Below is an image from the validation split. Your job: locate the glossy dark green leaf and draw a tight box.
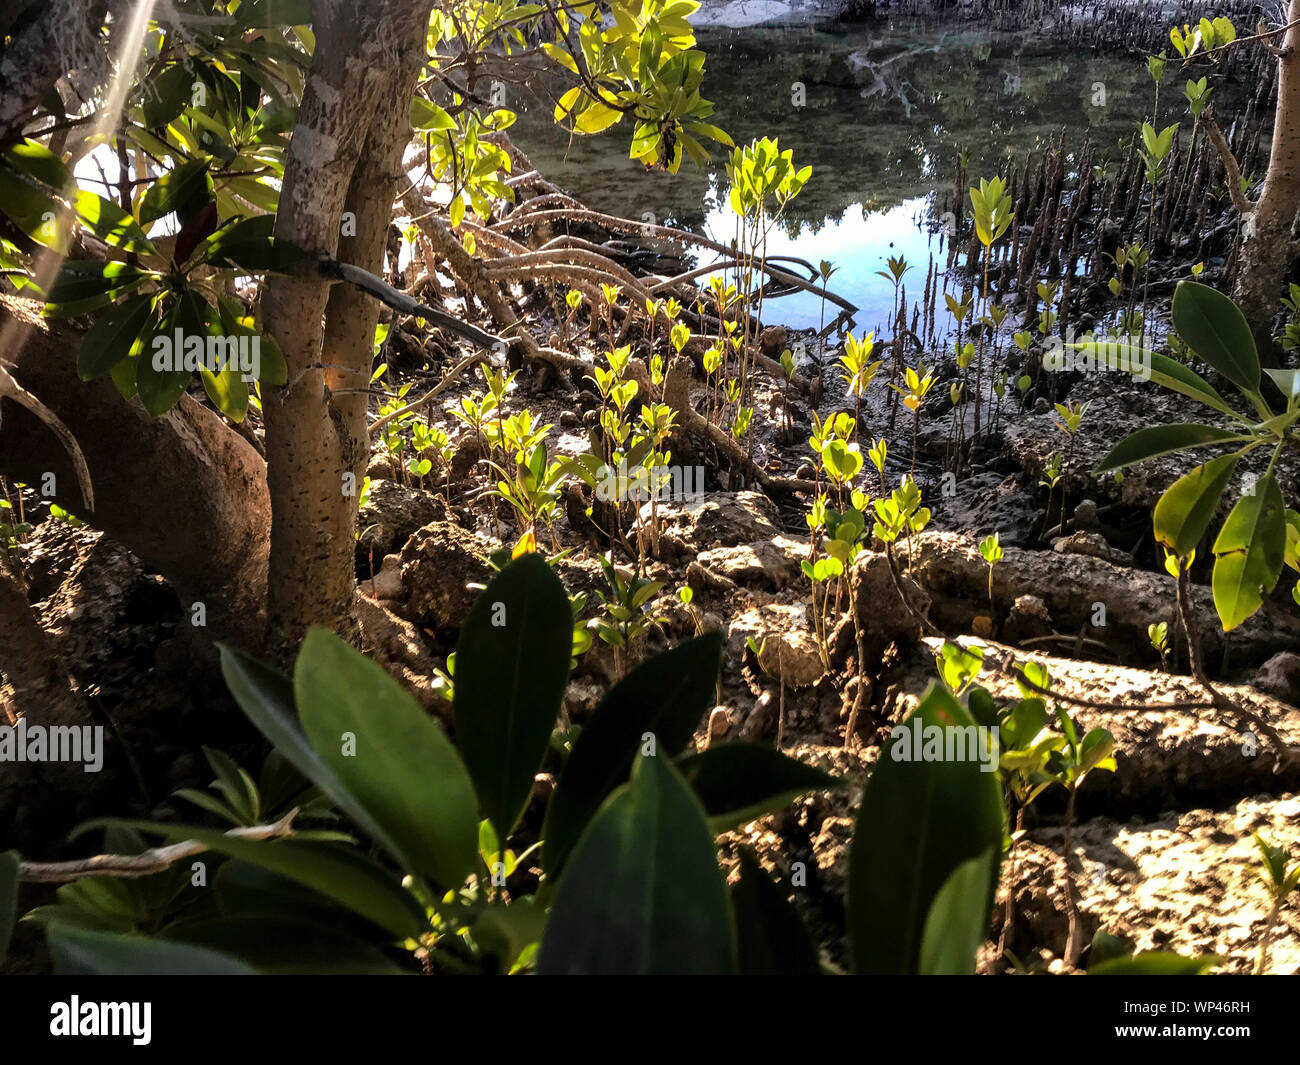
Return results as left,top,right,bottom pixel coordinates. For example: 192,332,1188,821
296,628,479,890
0,850,18,961
142,62,196,128
77,292,155,380
919,848,998,974
538,754,736,974
453,553,572,839
218,644,424,874
675,743,841,834
140,158,213,224
1171,280,1260,393
731,848,820,975
542,630,723,878
1095,423,1244,474
163,916,407,974
1152,452,1239,558
202,213,306,272
1090,951,1221,975
135,299,190,417
1211,473,1286,630
848,684,1003,974
46,260,147,307
78,819,427,939
48,922,256,974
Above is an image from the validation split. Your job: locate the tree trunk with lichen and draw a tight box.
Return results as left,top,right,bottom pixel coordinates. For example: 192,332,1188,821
260,0,433,655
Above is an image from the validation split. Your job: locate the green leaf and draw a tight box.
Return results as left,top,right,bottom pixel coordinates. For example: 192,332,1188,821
1075,341,1234,415
162,916,407,974
1211,474,1286,630
218,644,433,878
0,850,18,961
73,190,157,255
471,897,548,973
1264,368,1300,404
1090,951,1221,975
453,554,572,840
1171,280,1260,393
848,684,1003,974
1152,452,1240,558
919,848,999,974
1095,423,1245,473
48,923,257,974
295,628,478,890
75,292,156,380
675,743,841,834
538,754,736,974
542,630,723,879
140,158,213,224
731,848,820,975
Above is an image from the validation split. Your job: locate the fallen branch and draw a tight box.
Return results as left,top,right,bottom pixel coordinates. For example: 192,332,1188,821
18,809,299,883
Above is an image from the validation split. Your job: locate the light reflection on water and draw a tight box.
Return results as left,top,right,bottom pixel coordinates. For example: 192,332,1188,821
508,20,1249,340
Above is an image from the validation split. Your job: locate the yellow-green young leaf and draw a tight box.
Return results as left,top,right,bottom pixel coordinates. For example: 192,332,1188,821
574,101,622,135
541,42,579,74
0,163,70,253
74,190,157,255
410,96,456,131
553,86,582,122
1211,475,1286,630
1284,509,1300,572
448,195,465,229
1152,453,1239,559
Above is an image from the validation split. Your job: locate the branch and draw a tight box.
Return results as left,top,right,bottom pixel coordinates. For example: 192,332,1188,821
0,365,94,511
18,810,299,883
1202,109,1256,217
314,255,505,353
368,352,481,436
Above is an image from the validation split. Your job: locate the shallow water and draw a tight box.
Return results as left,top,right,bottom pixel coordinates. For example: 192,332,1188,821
509,19,1243,335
